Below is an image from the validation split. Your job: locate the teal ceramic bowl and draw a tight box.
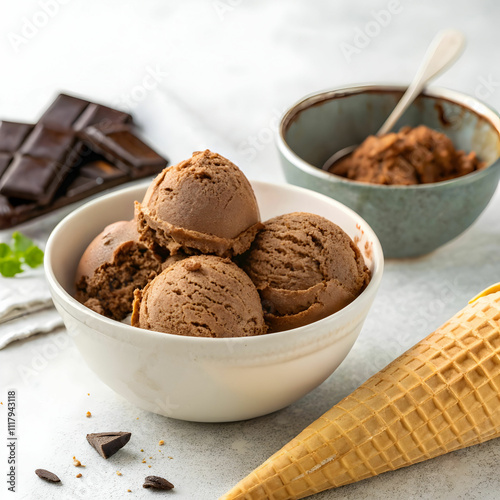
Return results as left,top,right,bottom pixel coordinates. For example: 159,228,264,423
277,85,500,258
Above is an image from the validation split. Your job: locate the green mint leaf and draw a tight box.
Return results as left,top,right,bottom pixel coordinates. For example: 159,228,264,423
12,231,34,254
0,258,23,278
23,245,44,268
0,243,11,259
0,232,45,277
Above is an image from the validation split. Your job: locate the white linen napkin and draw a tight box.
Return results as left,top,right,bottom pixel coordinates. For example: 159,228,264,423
0,307,64,349
0,213,69,349
0,269,53,322
0,267,64,349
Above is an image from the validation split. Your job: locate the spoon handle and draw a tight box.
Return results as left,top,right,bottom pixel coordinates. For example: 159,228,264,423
377,29,465,136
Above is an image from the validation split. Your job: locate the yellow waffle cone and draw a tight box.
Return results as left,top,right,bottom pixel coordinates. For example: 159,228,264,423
221,288,500,500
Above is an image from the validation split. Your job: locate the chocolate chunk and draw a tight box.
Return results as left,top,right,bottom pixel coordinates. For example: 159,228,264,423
86,432,131,459
73,103,132,131
0,156,64,203
0,124,80,205
39,94,89,129
35,469,61,483
20,124,76,160
83,124,166,176
183,260,202,272
0,122,33,152
143,476,174,490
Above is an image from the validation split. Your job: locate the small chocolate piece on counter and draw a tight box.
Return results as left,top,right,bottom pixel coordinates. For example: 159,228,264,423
86,432,132,459
35,469,61,483
143,476,174,490
0,93,167,229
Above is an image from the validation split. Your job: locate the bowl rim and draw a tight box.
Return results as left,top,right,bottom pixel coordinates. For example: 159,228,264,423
277,84,500,190
44,179,384,346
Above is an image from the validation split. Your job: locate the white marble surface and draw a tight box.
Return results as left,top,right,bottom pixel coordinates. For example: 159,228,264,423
1,0,500,498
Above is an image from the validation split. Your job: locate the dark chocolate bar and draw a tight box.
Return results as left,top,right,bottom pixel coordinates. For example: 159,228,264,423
0,93,167,229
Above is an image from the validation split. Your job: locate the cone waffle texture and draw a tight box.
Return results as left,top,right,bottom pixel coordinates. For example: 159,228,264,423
221,291,500,500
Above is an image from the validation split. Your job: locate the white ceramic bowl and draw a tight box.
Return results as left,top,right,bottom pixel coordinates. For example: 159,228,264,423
45,180,384,422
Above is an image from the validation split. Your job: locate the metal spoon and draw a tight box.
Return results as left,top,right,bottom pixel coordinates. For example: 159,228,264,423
322,29,466,172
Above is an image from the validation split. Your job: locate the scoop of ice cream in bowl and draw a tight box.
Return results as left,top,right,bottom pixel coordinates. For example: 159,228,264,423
277,85,500,258
45,150,383,422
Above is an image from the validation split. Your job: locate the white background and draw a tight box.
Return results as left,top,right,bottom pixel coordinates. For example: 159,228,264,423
1,0,500,499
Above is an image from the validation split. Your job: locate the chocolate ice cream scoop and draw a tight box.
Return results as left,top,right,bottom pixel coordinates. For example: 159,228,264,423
131,255,267,338
75,220,163,320
135,150,262,257
241,212,370,332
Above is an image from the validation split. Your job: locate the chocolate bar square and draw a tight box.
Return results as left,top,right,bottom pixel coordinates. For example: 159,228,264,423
84,125,166,176
20,125,76,161
0,122,33,152
0,156,63,203
39,94,89,129
73,103,132,131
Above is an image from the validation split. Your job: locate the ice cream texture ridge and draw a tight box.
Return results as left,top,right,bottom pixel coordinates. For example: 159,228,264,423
220,289,500,499
75,149,370,337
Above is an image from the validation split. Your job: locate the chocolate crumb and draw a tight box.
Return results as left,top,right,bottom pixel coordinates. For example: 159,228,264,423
35,469,61,483
86,411,92,418
159,440,164,446
142,459,146,463
127,489,131,493
117,471,122,476
143,475,174,490
87,432,131,459
140,449,144,452
73,457,85,467
76,473,82,478
183,260,201,272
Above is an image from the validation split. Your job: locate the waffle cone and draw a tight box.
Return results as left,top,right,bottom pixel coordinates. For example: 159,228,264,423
221,289,500,500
